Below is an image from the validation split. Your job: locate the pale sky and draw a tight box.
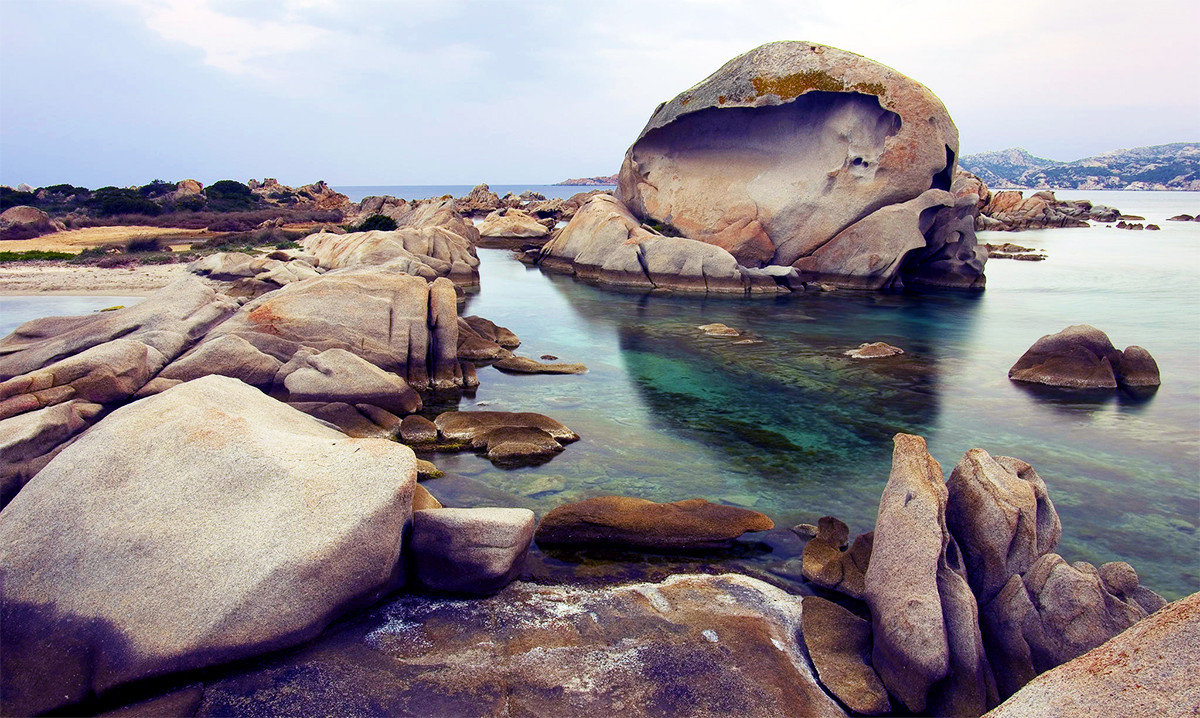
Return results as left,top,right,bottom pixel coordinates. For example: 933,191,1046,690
2,0,1197,187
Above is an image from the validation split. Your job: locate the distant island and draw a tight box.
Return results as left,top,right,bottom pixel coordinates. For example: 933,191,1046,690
555,174,618,186
960,142,1199,190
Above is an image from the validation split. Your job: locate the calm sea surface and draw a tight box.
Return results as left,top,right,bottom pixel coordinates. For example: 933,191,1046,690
2,189,1197,599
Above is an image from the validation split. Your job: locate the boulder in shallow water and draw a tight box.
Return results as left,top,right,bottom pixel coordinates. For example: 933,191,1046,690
1009,324,1160,390
477,208,549,238
492,356,588,374
843,342,904,359
0,376,417,717
411,507,535,595
614,40,982,290
434,410,579,447
535,495,774,551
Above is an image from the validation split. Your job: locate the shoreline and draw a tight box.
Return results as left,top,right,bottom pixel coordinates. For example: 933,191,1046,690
0,262,193,296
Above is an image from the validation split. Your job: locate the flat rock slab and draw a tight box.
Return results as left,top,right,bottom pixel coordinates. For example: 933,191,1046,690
801,597,891,715
189,574,848,718
492,356,588,374
536,495,774,551
844,342,903,359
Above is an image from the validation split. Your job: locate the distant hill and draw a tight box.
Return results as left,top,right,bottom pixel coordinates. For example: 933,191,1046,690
961,143,1200,190
555,174,618,186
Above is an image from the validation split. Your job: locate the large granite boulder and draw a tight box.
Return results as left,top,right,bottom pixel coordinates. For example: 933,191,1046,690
0,205,64,237
614,41,982,289
411,507,535,595
946,449,1062,605
539,194,784,294
191,574,849,717
203,268,467,391
300,226,480,285
0,277,238,382
982,590,1199,718
863,433,996,715
477,208,549,238
535,496,774,551
156,333,282,388
0,376,417,716
278,347,421,416
981,553,1161,699
1008,325,1160,390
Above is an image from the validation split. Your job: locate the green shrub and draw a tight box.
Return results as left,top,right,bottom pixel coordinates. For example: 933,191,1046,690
0,250,75,262
126,236,167,253
357,214,398,231
89,187,161,217
0,187,38,210
138,180,175,198
205,180,257,211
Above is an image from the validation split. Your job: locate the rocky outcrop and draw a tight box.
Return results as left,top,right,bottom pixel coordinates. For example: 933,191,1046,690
191,574,849,717
248,178,351,211
344,197,479,244
204,269,468,392
452,183,502,215
0,376,417,717
1009,325,1160,391
983,590,1199,717
0,205,64,238
188,252,323,296
801,517,873,599
299,226,480,285
411,507,535,595
978,190,1090,231
0,400,101,507
864,434,996,715
477,208,549,238
801,596,891,715
946,450,1062,605
538,194,785,294
535,496,773,551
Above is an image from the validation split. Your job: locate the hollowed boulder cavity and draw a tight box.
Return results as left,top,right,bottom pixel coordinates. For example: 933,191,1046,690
618,40,972,284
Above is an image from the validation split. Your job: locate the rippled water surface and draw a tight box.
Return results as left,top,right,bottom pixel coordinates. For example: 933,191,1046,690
429,189,1200,599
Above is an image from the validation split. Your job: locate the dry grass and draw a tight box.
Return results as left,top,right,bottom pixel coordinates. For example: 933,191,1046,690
0,226,208,254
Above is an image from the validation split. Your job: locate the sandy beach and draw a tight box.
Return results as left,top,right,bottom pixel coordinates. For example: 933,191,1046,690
0,262,193,295
0,225,207,254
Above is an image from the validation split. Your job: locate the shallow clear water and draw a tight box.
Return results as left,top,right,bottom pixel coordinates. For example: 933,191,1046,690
2,191,1197,600
335,184,614,203
428,189,1200,600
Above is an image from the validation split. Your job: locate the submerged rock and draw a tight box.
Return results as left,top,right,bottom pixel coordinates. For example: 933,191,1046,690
843,342,903,359
492,356,588,374
0,376,416,716
1008,324,1160,390
982,590,1199,717
535,496,774,551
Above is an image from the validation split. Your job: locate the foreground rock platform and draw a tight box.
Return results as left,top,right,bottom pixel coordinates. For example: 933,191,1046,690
165,574,849,718
0,376,417,716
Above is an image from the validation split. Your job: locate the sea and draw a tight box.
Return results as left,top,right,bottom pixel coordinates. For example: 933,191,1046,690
2,188,1197,600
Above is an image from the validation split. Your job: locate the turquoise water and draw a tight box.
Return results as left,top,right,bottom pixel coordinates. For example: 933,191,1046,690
2,191,1197,600
334,184,615,203
425,189,1200,600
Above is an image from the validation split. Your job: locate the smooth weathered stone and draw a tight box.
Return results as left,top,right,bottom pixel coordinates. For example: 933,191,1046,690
205,266,464,391
1116,345,1161,387
412,484,442,511
802,523,873,600
864,434,996,715
982,553,1152,699
983,591,1199,718
492,356,588,374
946,450,1062,605
478,208,549,238
157,333,282,388
0,376,416,717
281,348,421,416
484,426,565,466
617,40,978,289
539,194,782,294
0,277,237,382
412,507,535,595
192,574,848,717
461,315,520,348
299,225,480,285
1008,325,1122,389
434,411,579,448
0,400,102,507
801,597,891,715
536,496,774,551
399,414,438,444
